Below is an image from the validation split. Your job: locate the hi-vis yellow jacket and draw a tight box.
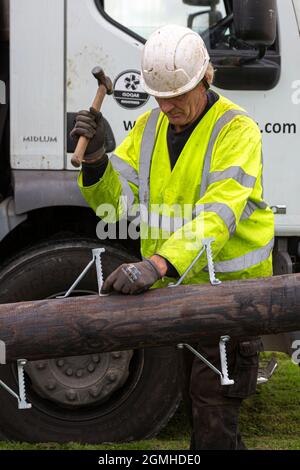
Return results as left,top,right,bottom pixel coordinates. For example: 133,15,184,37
78,94,274,287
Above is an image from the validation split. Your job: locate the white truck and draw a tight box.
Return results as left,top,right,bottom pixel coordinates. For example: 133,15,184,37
0,0,299,443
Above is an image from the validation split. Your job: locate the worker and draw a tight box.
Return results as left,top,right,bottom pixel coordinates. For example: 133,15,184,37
71,24,274,450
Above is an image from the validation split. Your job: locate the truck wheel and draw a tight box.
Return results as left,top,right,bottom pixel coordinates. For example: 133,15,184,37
0,239,180,443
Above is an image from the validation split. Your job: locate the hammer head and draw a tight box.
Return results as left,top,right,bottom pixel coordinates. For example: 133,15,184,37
92,66,113,95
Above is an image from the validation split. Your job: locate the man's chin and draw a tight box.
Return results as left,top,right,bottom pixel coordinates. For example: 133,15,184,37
167,115,185,126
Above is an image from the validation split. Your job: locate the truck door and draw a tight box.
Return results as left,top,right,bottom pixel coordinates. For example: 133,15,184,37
66,0,147,169
10,0,65,170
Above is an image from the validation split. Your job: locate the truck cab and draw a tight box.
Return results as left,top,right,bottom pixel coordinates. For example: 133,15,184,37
0,0,299,443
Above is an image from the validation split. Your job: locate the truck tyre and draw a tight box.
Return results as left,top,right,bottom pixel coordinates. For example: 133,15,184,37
0,239,180,443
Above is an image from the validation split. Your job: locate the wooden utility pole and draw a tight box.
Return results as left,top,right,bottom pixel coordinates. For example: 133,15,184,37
0,273,300,363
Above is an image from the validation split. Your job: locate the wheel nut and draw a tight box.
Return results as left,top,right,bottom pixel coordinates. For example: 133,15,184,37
56,359,65,368
76,369,83,378
89,387,99,398
92,355,100,363
66,390,77,401
66,368,73,376
87,364,95,373
46,380,56,391
108,372,116,383
112,352,121,359
36,361,46,370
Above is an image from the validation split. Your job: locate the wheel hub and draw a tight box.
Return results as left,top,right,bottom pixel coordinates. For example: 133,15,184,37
26,350,133,407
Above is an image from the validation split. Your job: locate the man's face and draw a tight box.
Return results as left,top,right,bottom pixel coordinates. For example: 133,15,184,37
155,83,207,132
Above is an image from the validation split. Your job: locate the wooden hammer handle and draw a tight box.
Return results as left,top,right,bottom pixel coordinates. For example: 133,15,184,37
71,84,108,168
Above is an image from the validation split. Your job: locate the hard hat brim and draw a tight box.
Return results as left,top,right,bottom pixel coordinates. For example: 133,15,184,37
140,69,208,99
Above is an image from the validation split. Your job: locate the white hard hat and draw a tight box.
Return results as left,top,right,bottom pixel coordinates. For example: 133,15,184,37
141,24,210,98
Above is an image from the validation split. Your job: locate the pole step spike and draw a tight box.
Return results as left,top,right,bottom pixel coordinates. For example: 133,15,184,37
57,248,106,299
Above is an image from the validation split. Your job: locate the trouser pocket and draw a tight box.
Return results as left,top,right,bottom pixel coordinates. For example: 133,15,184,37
223,337,263,398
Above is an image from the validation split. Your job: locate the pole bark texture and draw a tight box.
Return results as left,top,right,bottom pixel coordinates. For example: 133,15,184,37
0,274,300,362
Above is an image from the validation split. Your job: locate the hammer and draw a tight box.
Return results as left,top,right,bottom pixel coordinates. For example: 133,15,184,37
71,66,113,168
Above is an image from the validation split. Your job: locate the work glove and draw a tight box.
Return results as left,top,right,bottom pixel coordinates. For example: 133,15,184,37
70,107,106,164
101,259,162,295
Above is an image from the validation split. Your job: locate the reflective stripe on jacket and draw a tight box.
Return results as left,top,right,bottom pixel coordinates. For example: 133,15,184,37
78,94,274,286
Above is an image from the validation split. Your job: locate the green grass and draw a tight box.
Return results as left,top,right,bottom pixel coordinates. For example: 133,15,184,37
239,353,300,450
0,353,300,450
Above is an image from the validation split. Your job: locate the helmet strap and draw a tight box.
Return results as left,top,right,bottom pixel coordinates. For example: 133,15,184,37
202,78,210,91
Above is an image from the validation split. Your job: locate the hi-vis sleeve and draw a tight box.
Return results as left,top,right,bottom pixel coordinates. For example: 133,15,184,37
78,111,151,222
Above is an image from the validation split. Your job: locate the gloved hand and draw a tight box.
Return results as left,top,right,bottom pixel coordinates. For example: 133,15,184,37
101,259,162,295
70,107,106,163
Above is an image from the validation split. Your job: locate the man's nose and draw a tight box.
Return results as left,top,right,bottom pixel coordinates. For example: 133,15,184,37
157,99,175,114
